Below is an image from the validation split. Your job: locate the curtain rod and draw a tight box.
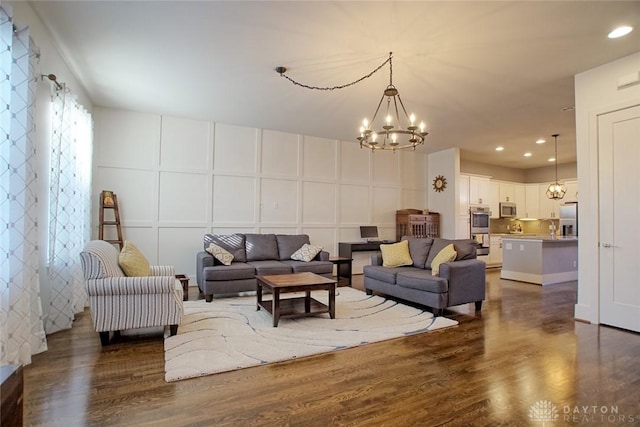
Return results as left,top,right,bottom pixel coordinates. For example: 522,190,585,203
41,73,65,91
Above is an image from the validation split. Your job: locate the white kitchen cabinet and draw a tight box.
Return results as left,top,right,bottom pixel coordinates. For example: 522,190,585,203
456,215,470,239
539,183,560,218
459,174,470,215
489,181,500,218
499,182,516,203
469,176,490,206
523,184,540,219
514,184,526,212
565,180,578,202
487,235,503,267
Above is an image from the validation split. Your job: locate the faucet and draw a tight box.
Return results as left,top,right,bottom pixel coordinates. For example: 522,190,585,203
539,219,556,238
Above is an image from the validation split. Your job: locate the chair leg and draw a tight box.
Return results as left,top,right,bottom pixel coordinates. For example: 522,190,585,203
365,289,373,295
99,331,110,346
475,301,483,311
205,294,213,302
169,324,178,336
432,308,444,317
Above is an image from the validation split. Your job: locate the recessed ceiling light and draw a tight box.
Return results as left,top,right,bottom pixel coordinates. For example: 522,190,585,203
496,146,504,151
548,157,556,162
536,139,546,144
524,152,532,157
608,26,633,39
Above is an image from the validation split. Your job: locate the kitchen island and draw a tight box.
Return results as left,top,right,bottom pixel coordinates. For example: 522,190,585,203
500,235,578,285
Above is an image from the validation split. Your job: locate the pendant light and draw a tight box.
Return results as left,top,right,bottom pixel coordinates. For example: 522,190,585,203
546,134,566,200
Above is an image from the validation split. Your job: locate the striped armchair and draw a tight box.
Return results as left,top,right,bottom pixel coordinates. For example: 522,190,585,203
79,240,184,346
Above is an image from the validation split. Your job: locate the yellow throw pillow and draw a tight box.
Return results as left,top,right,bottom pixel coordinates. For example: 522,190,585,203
380,240,413,268
431,244,457,276
118,240,150,277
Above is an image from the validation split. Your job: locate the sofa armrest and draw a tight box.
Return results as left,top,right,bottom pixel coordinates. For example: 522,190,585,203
370,252,383,266
439,259,486,306
196,251,214,287
85,275,179,296
150,265,175,277
315,250,330,261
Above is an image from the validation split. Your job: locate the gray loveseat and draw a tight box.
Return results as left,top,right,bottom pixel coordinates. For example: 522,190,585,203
363,237,486,316
196,233,333,302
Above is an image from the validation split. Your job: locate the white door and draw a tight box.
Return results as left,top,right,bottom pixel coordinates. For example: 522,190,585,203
598,104,640,332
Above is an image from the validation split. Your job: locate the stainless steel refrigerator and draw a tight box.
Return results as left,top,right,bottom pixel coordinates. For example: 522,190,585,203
559,202,578,236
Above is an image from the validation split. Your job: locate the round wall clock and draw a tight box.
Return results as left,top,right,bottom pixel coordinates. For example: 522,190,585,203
433,175,447,192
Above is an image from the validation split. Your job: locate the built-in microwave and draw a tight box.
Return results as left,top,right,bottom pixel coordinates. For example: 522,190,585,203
499,202,517,218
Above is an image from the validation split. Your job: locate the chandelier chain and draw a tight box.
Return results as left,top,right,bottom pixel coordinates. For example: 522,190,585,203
278,54,392,92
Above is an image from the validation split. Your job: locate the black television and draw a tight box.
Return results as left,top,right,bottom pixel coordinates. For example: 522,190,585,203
359,226,379,241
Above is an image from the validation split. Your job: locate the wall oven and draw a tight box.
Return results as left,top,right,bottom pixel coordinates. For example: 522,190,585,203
469,206,490,256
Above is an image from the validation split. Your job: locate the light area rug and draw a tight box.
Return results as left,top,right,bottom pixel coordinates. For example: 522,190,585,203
164,287,457,382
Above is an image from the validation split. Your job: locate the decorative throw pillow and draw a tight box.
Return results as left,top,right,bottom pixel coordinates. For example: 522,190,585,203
291,243,323,262
380,240,413,268
431,244,457,276
118,240,150,277
206,243,234,266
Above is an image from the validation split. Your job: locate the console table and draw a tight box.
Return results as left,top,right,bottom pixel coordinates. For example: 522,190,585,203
339,241,391,276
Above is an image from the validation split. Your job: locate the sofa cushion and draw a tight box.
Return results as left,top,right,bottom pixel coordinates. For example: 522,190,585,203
245,234,279,261
426,238,477,266
204,234,247,262
362,265,415,284
205,243,234,266
276,234,310,260
401,236,434,268
291,243,323,262
396,270,449,293
203,262,255,281
281,260,333,275
430,244,457,276
380,240,413,267
118,240,150,277
248,260,292,276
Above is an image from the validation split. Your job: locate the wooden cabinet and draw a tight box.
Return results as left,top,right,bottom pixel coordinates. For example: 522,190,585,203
523,184,540,219
539,183,560,218
469,176,490,206
396,209,440,241
499,183,516,203
489,181,500,219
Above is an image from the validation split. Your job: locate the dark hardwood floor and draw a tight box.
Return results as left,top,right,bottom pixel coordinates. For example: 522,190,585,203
24,270,640,426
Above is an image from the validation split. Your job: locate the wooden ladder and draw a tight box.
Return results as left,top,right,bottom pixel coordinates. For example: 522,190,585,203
98,191,124,249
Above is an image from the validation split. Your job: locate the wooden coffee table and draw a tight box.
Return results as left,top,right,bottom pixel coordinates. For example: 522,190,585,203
256,272,337,327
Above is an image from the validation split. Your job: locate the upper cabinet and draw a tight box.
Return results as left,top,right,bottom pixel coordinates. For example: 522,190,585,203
469,175,490,206
539,183,560,218
523,184,540,219
459,174,470,215
565,180,579,202
499,182,515,203
489,181,500,218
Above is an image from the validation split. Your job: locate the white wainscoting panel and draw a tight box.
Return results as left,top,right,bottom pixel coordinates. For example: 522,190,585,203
212,175,256,223
95,108,160,169
340,141,370,183
261,130,299,177
159,171,208,222
303,136,336,180
97,167,157,222
401,189,427,210
260,178,298,224
339,184,370,224
302,182,335,224
302,227,338,255
122,226,157,262
158,227,207,278
372,186,399,226
213,123,258,174
372,152,399,187
160,116,212,170
401,151,428,189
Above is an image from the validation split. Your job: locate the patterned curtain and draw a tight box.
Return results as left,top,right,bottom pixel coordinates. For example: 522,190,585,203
46,87,93,334
0,3,48,365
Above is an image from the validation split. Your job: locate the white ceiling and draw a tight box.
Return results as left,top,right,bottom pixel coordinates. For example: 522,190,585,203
29,1,640,169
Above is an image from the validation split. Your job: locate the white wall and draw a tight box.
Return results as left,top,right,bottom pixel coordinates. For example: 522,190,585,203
574,51,640,323
93,107,429,279
427,148,459,239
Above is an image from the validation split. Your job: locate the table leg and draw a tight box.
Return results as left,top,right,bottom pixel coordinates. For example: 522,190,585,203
272,289,280,327
329,284,336,319
256,281,262,311
305,290,311,313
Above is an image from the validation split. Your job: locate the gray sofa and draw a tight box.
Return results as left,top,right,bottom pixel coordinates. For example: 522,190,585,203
196,233,333,302
363,237,486,316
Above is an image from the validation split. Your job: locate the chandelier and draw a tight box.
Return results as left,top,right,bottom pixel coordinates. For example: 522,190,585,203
357,53,427,151
276,52,428,152
546,134,566,200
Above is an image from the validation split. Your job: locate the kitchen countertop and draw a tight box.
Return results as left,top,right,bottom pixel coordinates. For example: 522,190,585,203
500,235,578,242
